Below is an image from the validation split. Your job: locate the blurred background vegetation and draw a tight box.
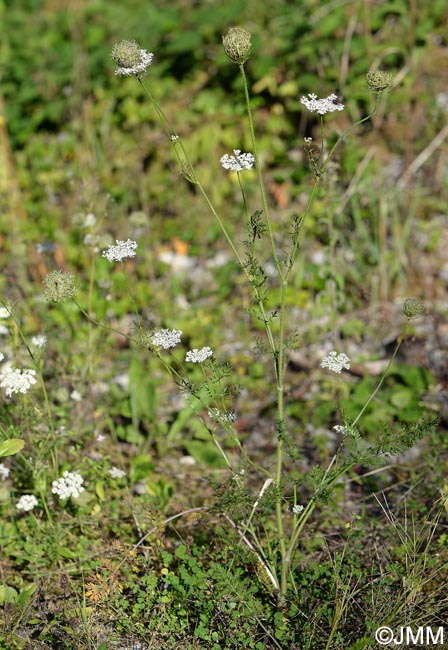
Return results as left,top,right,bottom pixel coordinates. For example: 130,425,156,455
0,0,447,438
1,0,447,289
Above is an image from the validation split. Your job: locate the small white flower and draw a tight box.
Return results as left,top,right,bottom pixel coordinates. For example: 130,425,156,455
152,329,183,350
170,135,179,141
0,368,37,397
102,239,138,262
0,352,4,362
114,49,153,77
70,390,82,402
293,504,304,515
31,334,47,348
333,424,358,437
321,351,351,374
108,466,126,479
0,463,10,480
185,347,213,363
84,212,96,228
0,308,10,319
208,407,236,424
300,93,344,115
51,471,85,499
220,149,255,172
17,494,38,512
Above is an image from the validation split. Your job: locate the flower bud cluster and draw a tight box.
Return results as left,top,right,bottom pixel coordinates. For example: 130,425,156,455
366,70,393,93
222,27,251,64
402,298,424,319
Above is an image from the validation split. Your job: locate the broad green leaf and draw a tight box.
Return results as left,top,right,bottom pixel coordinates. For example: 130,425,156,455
17,582,37,606
95,481,105,502
0,438,25,457
0,585,19,604
56,545,76,559
130,454,154,482
184,440,227,468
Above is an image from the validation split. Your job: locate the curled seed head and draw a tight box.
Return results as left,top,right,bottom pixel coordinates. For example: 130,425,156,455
111,40,143,69
402,298,424,319
43,270,79,303
366,69,393,94
222,27,251,65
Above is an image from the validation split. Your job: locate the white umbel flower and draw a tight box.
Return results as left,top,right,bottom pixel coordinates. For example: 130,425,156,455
112,40,154,77
208,408,236,424
31,334,47,348
116,49,153,76
0,368,37,397
321,351,351,373
102,239,138,262
108,466,126,479
334,424,358,437
220,150,255,172
300,93,344,115
0,463,10,480
17,495,38,512
185,347,213,363
152,329,183,349
51,471,85,499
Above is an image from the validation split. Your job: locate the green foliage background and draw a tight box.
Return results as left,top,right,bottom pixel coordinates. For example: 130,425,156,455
1,0,447,255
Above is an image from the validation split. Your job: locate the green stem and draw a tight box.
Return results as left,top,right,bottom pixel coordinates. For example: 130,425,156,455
239,64,284,280
276,278,288,596
321,97,380,176
237,171,249,220
10,313,57,468
140,77,280,380
352,323,407,428
138,78,198,183
87,253,96,387
285,447,348,570
238,64,290,591
286,99,380,286
284,320,409,574
285,177,321,283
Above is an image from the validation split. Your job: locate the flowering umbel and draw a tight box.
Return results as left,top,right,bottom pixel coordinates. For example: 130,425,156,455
152,329,183,349
366,70,393,94
52,471,85,499
102,239,138,262
108,467,126,479
111,40,154,77
16,495,38,512
320,351,351,374
185,347,213,363
300,93,344,115
222,27,251,65
220,150,255,171
0,368,37,396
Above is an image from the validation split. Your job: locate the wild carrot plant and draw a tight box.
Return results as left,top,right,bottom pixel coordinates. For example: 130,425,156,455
97,30,436,604
0,29,432,618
